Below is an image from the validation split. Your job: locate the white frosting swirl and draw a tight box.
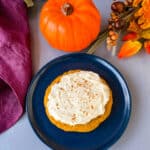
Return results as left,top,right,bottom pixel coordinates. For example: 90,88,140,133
47,70,111,125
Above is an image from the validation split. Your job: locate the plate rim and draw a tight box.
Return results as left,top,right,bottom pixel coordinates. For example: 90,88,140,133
26,53,132,150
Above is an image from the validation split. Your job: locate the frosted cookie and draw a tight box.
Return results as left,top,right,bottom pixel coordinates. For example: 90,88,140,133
44,70,113,132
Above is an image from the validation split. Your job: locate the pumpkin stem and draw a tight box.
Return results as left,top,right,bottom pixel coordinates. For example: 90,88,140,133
61,3,73,16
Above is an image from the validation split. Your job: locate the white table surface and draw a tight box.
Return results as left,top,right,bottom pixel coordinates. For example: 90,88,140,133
0,0,150,150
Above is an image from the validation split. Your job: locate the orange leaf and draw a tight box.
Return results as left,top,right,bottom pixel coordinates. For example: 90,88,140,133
122,32,139,41
118,41,142,58
128,20,141,33
144,40,150,54
133,0,142,7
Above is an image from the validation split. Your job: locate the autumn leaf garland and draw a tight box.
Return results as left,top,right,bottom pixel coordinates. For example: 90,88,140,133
88,0,150,59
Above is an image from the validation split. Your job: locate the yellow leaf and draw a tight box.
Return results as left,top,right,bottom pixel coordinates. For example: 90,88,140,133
140,29,150,39
24,0,34,7
134,0,150,29
118,41,142,58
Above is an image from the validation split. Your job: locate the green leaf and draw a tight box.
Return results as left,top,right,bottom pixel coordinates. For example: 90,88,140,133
24,0,34,7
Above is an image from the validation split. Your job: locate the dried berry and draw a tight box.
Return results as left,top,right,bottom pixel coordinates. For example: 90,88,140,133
114,19,125,29
108,20,115,28
109,31,118,40
106,37,112,44
111,12,119,20
111,2,125,13
109,30,115,36
108,24,113,30
106,30,119,51
111,34,118,40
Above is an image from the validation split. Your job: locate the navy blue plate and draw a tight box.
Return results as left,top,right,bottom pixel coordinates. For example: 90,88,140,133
26,53,131,150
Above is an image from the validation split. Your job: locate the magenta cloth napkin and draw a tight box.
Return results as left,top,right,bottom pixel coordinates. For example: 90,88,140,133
0,0,32,133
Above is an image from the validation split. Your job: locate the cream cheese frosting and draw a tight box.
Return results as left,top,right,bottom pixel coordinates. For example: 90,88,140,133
47,70,111,125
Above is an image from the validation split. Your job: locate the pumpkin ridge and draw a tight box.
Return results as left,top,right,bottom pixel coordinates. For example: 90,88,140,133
44,15,63,47
74,13,100,40
54,22,60,50
43,2,64,16
57,18,73,50
66,17,76,50
40,15,48,33
51,15,72,50
73,14,94,44
71,16,83,49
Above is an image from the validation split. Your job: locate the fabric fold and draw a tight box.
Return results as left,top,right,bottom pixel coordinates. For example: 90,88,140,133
0,0,32,133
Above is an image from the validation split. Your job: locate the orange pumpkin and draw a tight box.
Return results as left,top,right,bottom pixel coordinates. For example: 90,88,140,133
40,0,101,52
